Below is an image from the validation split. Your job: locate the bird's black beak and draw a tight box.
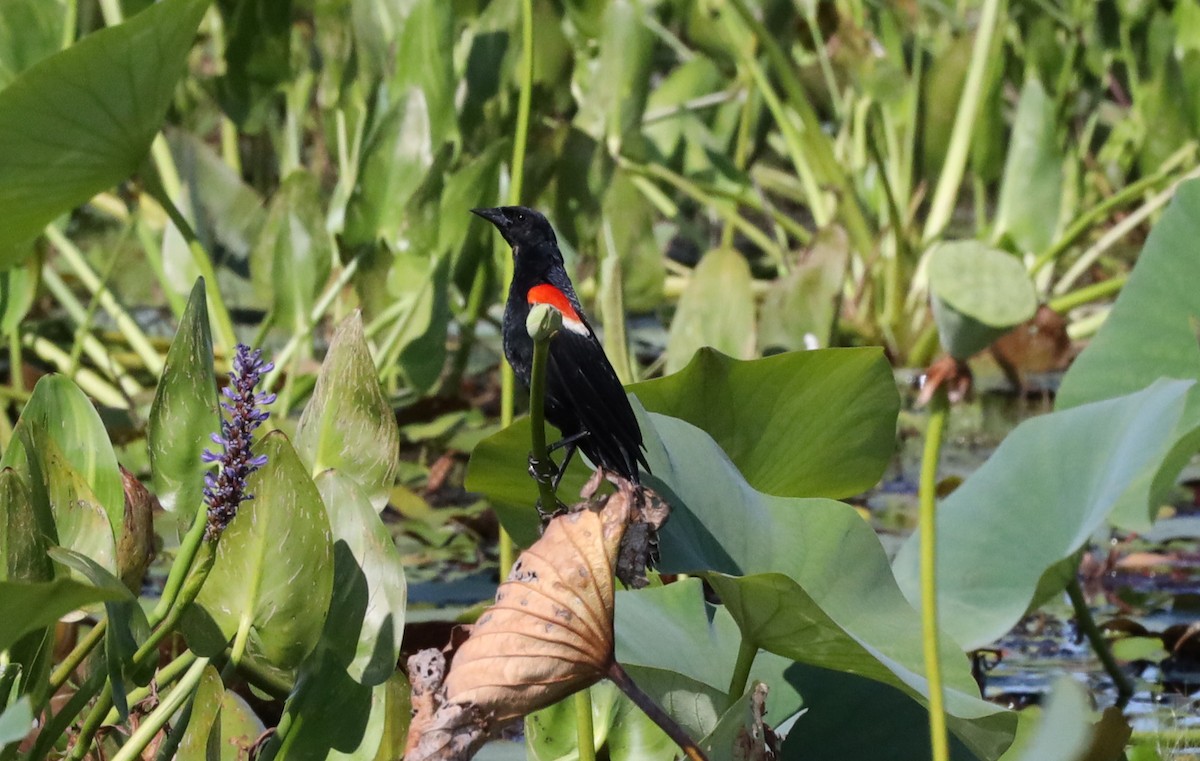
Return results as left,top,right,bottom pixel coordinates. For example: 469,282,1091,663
470,207,508,229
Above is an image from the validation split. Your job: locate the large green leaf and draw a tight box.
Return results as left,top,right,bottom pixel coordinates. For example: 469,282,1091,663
148,279,218,518
0,0,65,90
177,665,266,761
526,681,675,761
992,76,1064,254
251,172,333,335
666,248,756,373
36,436,119,574
3,375,124,536
631,348,898,499
391,0,457,148
893,379,1195,650
190,432,333,669
996,678,1093,761
0,0,211,264
0,578,125,651
266,650,376,761
295,313,399,510
314,472,406,686
1057,179,1200,415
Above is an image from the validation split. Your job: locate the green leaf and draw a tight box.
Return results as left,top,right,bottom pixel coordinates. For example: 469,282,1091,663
631,347,899,499
0,0,65,89
992,76,1063,254
389,251,451,393
343,87,435,247
0,259,39,336
48,548,148,719
37,436,119,574
148,279,218,517
892,379,1194,650
758,227,850,352
526,681,675,761
599,172,666,313
0,697,31,747
572,0,655,151
927,241,1038,359
697,685,768,760
295,313,399,510
998,678,1094,761
0,0,211,264
3,375,125,537
215,0,293,128
190,432,333,669
251,172,333,335
666,248,756,373
0,577,125,651
268,650,376,761
1057,179,1200,413
0,467,52,583
176,664,223,761
314,472,407,686
391,0,458,148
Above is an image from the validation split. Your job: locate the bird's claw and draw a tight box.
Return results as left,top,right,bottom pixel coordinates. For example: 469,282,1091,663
527,454,558,485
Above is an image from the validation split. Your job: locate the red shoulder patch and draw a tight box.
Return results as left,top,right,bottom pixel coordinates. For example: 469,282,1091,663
527,284,582,322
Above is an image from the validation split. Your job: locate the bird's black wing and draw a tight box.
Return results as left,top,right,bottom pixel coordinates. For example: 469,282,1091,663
543,322,650,483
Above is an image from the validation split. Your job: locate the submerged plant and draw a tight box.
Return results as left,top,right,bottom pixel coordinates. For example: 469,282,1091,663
202,344,276,540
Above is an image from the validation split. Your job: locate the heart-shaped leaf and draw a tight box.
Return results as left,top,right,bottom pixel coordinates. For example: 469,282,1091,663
295,313,399,510
927,241,1038,359
0,0,211,264
148,278,218,518
892,379,1195,650
315,471,407,686
189,432,333,669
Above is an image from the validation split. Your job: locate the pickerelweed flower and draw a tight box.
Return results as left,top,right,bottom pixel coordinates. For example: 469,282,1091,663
202,344,276,541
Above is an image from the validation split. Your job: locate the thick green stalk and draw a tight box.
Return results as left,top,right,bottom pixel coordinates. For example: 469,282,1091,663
109,658,210,761
102,650,198,725
574,691,597,761
498,0,536,580
152,501,210,624
1047,275,1127,315
918,388,951,761
726,636,757,702
922,0,1002,243
48,621,108,693
1066,578,1134,707
527,310,559,512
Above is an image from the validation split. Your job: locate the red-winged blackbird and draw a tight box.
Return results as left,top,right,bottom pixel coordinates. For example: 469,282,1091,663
472,206,650,486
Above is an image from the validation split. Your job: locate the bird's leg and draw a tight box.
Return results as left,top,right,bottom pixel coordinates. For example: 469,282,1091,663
551,443,579,491
547,430,589,454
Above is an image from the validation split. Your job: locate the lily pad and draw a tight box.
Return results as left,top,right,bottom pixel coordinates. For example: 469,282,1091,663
893,379,1194,650
927,241,1037,359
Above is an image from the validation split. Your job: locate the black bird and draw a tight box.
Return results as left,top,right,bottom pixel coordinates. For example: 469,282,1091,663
472,206,650,486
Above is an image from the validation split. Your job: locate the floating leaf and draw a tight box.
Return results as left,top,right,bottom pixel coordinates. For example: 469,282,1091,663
148,279,218,517
295,313,399,510
893,379,1194,650
632,347,898,499
0,0,211,264
0,578,125,651
666,248,756,373
927,241,1038,359
189,432,333,669
315,471,407,686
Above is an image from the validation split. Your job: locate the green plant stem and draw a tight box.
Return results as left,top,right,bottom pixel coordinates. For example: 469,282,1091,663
8,330,21,394
574,691,597,761
1047,275,1127,315
498,0,536,581
1030,146,1194,274
43,226,164,377
48,620,108,693
922,0,1002,243
726,636,757,702
21,334,126,408
1066,577,1134,707
528,331,558,510
918,386,950,761
61,0,78,48
152,501,210,624
102,650,198,725
599,222,634,384
607,661,708,761
109,657,209,761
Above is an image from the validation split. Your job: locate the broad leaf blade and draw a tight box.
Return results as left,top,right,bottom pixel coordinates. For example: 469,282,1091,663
893,379,1194,650
148,278,218,517
0,578,125,651
666,247,756,373
295,313,399,510
0,0,211,263
315,471,407,686
191,432,334,669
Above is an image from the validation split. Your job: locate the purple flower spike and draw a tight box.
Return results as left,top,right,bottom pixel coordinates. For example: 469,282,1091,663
202,344,276,541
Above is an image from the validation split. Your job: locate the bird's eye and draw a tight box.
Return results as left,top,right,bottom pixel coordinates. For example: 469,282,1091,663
517,213,526,222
